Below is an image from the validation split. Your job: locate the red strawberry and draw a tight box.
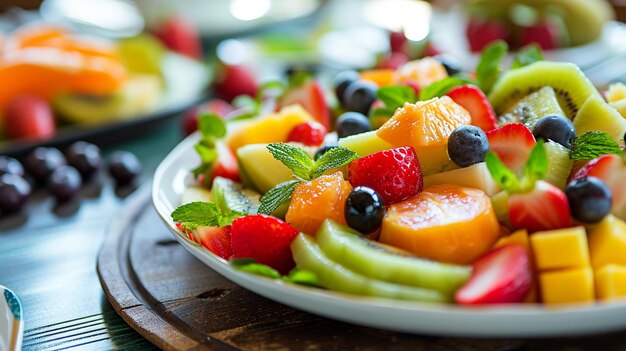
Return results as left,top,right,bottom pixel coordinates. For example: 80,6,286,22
348,146,423,205
377,52,409,70
195,226,233,260
214,64,259,102
209,142,240,185
487,123,536,171
466,18,510,52
278,79,330,130
447,85,497,132
153,14,202,59
231,215,299,274
509,180,572,232
456,244,532,305
287,121,327,146
182,99,234,136
519,21,561,50
389,31,407,53
572,154,626,219
422,42,442,58
5,94,55,141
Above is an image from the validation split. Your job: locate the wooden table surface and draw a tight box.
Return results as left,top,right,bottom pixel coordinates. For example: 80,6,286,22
0,119,183,350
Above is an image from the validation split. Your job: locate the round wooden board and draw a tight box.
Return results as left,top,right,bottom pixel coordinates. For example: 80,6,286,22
97,188,626,351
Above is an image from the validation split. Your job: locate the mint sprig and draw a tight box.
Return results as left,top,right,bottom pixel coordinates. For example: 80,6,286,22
370,85,417,119
570,131,623,160
192,113,228,183
476,40,508,94
419,76,476,101
171,201,245,230
486,140,548,193
259,143,357,214
511,44,544,69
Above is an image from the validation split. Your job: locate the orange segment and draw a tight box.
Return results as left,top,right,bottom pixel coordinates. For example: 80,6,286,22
376,96,471,175
393,57,448,88
285,172,352,235
360,69,395,87
380,184,500,265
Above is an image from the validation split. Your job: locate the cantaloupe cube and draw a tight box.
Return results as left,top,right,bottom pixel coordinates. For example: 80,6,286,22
423,162,501,196
588,215,626,268
530,227,590,271
595,265,626,301
338,131,393,157
539,267,595,305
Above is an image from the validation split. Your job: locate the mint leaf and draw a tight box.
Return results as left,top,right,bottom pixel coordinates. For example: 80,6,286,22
485,151,521,192
194,143,218,163
370,107,396,119
511,44,543,69
198,113,226,139
377,85,417,108
419,76,476,101
476,40,508,94
283,268,319,287
570,131,622,160
258,180,301,215
171,202,244,229
267,143,314,180
230,259,281,279
310,147,357,178
232,95,258,110
522,140,548,186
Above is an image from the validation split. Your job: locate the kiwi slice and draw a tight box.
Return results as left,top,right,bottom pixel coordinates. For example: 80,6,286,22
291,233,448,303
574,95,626,143
489,62,600,119
543,141,574,189
490,190,510,224
498,86,566,128
211,177,261,214
315,220,471,296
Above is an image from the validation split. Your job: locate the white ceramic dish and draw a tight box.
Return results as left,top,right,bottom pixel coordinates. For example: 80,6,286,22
153,132,626,338
0,286,23,351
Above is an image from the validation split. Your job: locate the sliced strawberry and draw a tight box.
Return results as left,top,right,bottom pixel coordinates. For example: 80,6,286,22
153,14,202,59
231,214,299,274
209,142,240,185
348,146,423,205
195,225,233,260
214,64,259,102
509,180,572,232
286,121,327,146
456,244,532,305
447,85,497,132
519,21,561,50
389,31,408,53
5,94,55,141
572,154,626,220
487,123,536,171
278,79,330,130
377,52,409,70
466,18,510,52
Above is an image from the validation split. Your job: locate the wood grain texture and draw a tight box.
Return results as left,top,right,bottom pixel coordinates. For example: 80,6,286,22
98,190,626,351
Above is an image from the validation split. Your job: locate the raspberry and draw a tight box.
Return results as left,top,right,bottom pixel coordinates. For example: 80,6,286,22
231,215,299,274
348,146,423,204
286,121,327,146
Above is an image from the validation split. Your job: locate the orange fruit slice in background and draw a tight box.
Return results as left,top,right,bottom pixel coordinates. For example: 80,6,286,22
360,68,395,87
393,57,448,88
380,184,500,265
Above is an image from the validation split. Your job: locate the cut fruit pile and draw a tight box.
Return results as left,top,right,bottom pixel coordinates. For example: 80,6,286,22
172,43,626,307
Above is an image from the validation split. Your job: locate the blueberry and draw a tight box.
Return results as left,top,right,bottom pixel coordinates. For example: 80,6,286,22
108,151,142,184
345,187,386,234
434,54,462,76
566,177,612,223
48,166,82,201
533,115,576,149
0,156,24,177
314,145,338,161
342,80,378,115
333,70,360,104
0,174,31,213
24,147,67,183
447,125,489,167
66,141,102,179
335,112,371,138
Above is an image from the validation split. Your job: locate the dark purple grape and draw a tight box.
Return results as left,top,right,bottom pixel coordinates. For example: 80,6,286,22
66,141,102,178
566,176,612,223
47,166,82,201
342,80,378,115
333,71,360,104
335,112,371,138
108,151,142,184
345,186,386,234
0,156,24,176
533,115,576,149
24,147,66,183
448,125,489,167
0,174,31,213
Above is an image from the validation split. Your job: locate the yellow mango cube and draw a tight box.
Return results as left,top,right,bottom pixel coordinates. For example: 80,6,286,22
539,267,595,305
226,105,313,150
588,215,626,268
496,229,530,250
595,265,626,301
530,227,589,271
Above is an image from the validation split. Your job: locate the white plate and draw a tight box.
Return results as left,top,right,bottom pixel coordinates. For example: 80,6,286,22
153,132,626,338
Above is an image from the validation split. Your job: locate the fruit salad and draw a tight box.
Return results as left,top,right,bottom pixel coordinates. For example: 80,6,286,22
171,41,626,306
